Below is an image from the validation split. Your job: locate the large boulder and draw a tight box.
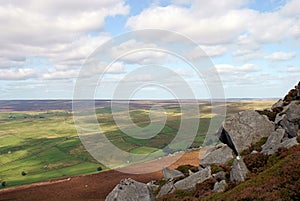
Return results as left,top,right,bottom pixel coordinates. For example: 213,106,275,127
230,158,249,182
277,102,300,138
261,129,285,155
105,178,154,201
219,110,274,154
162,167,184,180
200,144,234,168
174,166,211,190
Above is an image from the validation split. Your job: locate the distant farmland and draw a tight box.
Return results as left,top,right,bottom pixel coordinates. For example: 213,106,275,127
0,100,274,188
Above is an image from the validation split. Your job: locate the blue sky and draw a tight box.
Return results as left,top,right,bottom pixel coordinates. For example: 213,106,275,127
0,0,299,99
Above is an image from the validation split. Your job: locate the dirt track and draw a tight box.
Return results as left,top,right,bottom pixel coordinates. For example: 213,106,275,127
0,149,204,201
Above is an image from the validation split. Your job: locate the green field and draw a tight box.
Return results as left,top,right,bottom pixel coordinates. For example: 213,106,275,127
0,100,274,189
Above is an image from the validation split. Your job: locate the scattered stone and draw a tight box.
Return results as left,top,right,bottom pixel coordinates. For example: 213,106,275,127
219,110,274,154
200,144,234,168
174,166,211,191
280,137,299,149
230,158,249,182
261,129,285,155
105,178,154,201
212,171,226,181
212,180,227,193
156,180,175,198
162,167,184,180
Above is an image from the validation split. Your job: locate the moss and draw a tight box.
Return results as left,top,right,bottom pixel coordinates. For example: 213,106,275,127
297,135,300,143
240,137,268,155
210,164,225,174
176,164,198,176
226,158,235,166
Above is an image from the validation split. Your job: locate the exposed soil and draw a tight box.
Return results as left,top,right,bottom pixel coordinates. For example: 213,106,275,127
0,149,205,201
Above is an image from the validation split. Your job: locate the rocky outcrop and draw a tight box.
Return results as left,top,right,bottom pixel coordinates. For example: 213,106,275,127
219,110,274,154
200,144,234,168
271,99,284,113
262,129,285,155
156,180,175,198
105,178,154,201
174,166,211,191
212,180,227,193
162,167,184,180
230,158,249,182
277,102,300,138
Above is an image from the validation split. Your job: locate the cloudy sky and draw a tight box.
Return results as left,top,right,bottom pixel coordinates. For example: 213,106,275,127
0,0,300,99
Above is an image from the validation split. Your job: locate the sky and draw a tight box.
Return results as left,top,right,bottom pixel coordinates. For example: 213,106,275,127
0,0,300,99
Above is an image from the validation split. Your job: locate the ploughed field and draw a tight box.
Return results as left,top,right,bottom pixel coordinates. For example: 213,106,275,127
0,100,274,189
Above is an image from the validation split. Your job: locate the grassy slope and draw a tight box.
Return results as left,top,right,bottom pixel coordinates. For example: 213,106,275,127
0,101,273,189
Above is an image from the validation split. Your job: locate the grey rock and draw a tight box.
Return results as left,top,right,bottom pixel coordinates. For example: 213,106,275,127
278,102,300,138
162,167,184,180
146,181,159,192
212,180,227,193
230,158,249,182
188,169,195,176
286,101,300,122
275,113,285,124
219,110,274,154
212,171,226,181
200,144,234,167
105,178,154,201
174,166,211,191
271,99,284,112
156,180,175,198
261,129,285,155
280,137,299,149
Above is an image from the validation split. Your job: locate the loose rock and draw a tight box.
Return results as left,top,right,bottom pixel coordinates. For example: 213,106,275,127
230,158,249,182
174,166,211,191
105,178,154,201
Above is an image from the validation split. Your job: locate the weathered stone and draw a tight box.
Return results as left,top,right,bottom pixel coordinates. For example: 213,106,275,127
230,158,249,182
261,129,285,155
280,137,299,149
146,181,159,193
212,171,226,181
188,169,195,176
286,101,300,122
162,167,184,180
105,178,154,201
277,102,300,138
271,99,284,112
219,110,274,154
275,113,285,124
212,180,227,193
200,144,234,167
156,180,175,198
174,166,211,191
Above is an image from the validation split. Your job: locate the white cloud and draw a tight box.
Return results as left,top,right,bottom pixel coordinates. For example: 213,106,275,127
0,0,128,77
216,63,261,74
0,68,38,80
126,0,300,47
265,52,296,61
286,67,300,73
